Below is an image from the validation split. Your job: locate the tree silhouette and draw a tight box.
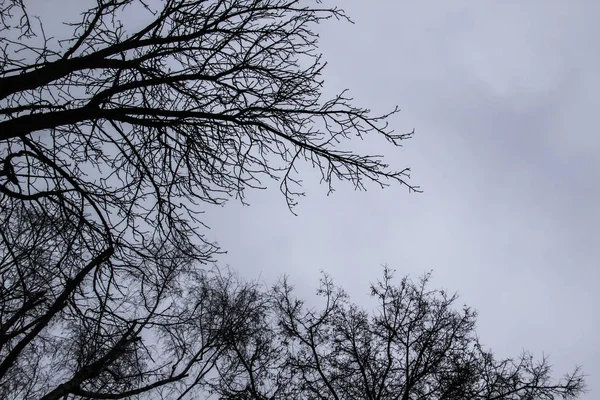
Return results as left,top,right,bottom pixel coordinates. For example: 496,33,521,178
0,0,419,398
213,268,585,399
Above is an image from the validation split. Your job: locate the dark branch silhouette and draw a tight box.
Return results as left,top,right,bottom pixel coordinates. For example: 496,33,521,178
211,268,585,400
0,0,418,397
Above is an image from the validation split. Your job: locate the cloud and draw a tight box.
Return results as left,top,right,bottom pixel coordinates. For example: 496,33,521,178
206,1,599,396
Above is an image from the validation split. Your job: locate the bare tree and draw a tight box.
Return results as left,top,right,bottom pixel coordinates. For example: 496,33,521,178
243,268,584,400
0,0,418,398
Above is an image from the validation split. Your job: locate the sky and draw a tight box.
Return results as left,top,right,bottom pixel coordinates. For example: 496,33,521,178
203,1,600,397
16,0,598,397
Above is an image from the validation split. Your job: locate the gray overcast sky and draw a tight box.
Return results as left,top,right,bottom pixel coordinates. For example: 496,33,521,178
28,0,597,396
203,1,599,397
4,0,593,397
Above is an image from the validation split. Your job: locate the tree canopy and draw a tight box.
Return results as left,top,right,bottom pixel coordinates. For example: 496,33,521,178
1,0,417,397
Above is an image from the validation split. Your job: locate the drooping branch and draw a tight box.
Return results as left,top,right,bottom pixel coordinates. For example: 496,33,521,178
0,1,421,398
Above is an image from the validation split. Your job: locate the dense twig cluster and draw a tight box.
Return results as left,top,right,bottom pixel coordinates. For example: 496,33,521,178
210,268,585,400
0,0,418,396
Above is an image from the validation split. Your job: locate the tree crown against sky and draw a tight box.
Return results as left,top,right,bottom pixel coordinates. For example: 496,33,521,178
0,0,419,289
211,267,584,400
0,0,418,398
0,0,585,399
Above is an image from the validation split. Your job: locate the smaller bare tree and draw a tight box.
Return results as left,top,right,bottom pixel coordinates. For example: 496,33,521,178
215,268,585,400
